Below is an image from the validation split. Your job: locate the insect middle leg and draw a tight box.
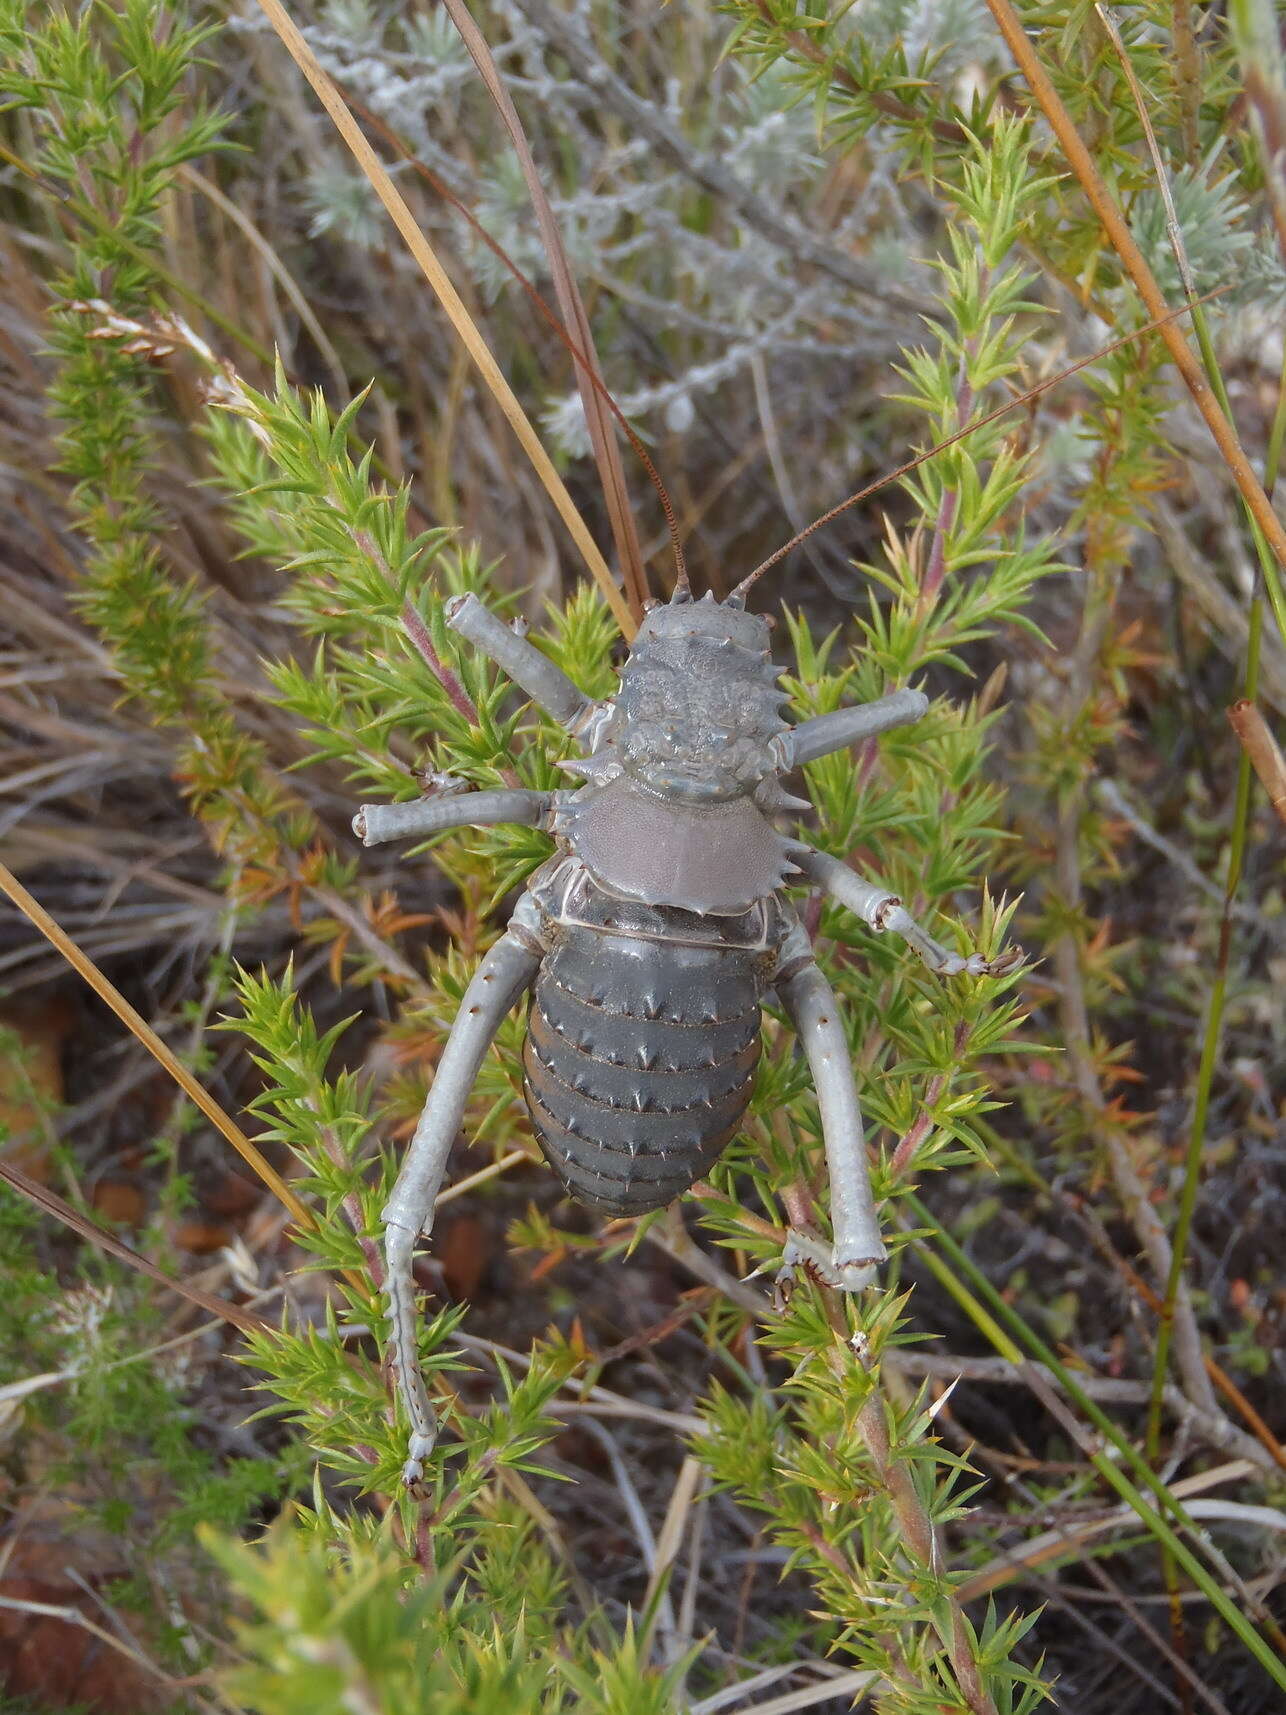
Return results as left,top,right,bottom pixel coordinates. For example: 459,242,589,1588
383,904,545,1483
794,845,1016,976
775,934,886,1292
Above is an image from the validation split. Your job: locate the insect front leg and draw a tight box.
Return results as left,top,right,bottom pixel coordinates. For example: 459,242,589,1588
445,592,604,740
793,846,1018,976
773,925,886,1295
383,899,546,1484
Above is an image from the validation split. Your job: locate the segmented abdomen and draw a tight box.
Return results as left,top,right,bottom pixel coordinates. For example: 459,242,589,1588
523,924,762,1216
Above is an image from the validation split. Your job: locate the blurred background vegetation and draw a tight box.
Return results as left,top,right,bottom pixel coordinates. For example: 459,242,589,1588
0,1,1283,1711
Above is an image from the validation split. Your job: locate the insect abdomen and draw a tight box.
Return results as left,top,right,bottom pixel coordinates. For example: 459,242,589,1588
523,925,762,1216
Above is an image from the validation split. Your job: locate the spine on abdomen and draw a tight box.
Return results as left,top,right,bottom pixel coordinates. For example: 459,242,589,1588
523,925,761,1216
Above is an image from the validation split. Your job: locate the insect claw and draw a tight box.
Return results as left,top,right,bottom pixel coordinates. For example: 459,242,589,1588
401,1429,437,1488
986,944,1025,976
776,1228,877,1296
943,943,1023,978
830,1256,879,1292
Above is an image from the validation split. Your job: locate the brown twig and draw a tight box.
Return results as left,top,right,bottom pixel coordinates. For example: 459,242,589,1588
1051,801,1219,1421
1170,0,1203,162
437,0,650,620
249,0,635,633
1017,1360,1286,1656
1227,699,1286,826
332,81,692,597
983,0,1286,575
1202,1355,1286,1473
0,856,312,1230
888,1022,974,1181
732,284,1237,595
0,1159,272,1335
517,0,932,306
749,0,968,148
888,1349,1276,1476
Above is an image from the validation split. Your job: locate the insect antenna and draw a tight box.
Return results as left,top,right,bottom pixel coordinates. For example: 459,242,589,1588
727,284,1236,605
409,3,706,620
342,86,690,612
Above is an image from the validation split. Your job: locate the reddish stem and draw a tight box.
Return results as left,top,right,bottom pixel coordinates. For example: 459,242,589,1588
399,601,478,725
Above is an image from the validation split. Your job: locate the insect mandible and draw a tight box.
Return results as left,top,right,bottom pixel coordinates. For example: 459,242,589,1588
354,576,1015,1485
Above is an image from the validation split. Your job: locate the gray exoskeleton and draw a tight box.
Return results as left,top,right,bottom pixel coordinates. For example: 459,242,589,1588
355,586,1011,1483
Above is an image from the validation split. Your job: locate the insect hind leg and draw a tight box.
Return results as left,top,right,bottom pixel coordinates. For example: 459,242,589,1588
382,909,545,1483
774,932,886,1295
